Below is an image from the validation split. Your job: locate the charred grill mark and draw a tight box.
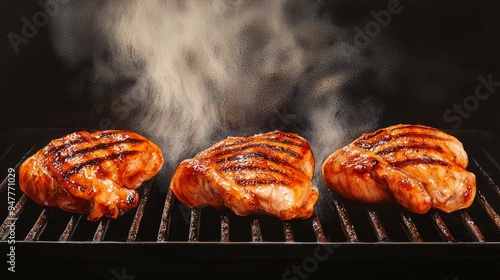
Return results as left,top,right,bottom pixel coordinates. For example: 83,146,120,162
215,152,288,166
361,125,439,141
356,132,446,150
93,131,127,139
393,132,444,141
235,178,292,187
219,165,289,176
56,139,145,163
401,124,440,130
280,132,302,139
210,134,304,153
390,157,451,168
269,131,303,141
62,150,140,180
359,128,386,142
266,137,304,148
212,143,301,160
45,137,86,155
93,131,122,137
210,138,254,151
376,144,444,155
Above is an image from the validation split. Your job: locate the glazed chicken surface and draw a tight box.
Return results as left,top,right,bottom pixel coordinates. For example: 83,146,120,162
19,130,164,221
322,124,476,214
170,131,319,220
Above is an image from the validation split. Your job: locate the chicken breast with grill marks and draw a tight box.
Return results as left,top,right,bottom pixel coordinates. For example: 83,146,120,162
170,131,319,220
19,130,164,221
322,124,476,214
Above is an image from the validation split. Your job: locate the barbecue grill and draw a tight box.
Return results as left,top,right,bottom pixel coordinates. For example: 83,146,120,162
1,128,500,279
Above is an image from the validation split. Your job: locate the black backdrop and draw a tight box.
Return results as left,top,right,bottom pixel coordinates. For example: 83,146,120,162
1,0,500,138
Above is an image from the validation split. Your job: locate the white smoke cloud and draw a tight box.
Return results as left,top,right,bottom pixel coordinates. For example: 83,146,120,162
49,0,382,172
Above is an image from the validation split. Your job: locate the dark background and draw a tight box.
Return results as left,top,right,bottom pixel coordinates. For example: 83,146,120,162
1,0,500,138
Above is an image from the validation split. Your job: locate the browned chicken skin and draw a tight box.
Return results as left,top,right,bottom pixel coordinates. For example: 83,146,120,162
322,124,476,214
19,130,164,221
170,131,319,220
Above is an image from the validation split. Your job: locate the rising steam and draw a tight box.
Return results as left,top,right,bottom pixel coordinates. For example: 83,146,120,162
49,0,382,173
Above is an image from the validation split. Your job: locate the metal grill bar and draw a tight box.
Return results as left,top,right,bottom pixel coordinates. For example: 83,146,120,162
476,191,500,231
400,212,423,242
282,221,294,242
59,215,81,241
0,194,28,239
251,219,263,242
430,212,455,242
220,215,230,242
25,208,53,241
367,210,390,242
157,189,175,241
459,210,486,242
471,156,500,234
311,216,326,242
127,181,153,242
333,198,359,242
93,218,110,242
188,208,201,242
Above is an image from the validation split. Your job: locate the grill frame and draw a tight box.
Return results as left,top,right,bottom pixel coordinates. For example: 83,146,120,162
2,128,500,278
8,241,500,279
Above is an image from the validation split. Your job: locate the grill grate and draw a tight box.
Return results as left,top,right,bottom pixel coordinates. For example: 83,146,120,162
1,128,500,244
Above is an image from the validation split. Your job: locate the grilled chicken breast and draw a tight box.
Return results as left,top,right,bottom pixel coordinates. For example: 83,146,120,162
170,131,319,220
322,124,476,213
19,130,164,221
